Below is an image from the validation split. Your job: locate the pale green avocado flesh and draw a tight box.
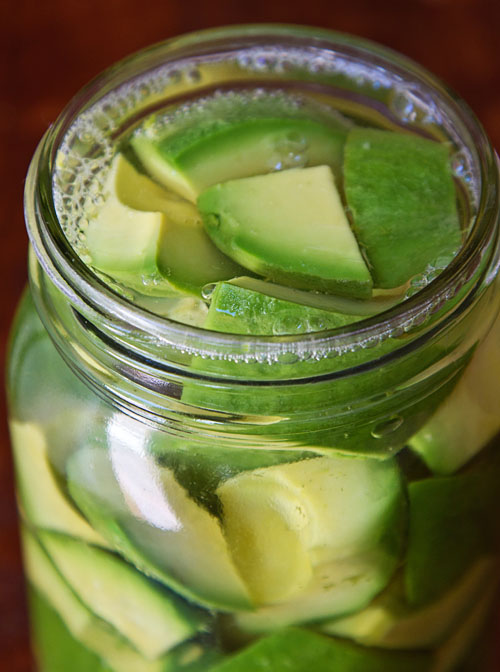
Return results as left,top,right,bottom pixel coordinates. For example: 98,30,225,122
198,166,373,297
224,455,404,625
131,117,348,202
22,527,195,672
66,445,252,612
86,154,246,297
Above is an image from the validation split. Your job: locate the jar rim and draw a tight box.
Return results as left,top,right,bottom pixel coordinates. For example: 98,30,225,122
25,24,500,368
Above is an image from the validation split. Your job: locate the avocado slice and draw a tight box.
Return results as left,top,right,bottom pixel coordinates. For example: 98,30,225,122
208,627,432,672
156,213,246,296
10,420,108,547
151,435,322,517
321,557,495,649
344,128,461,288
227,276,404,317
38,531,202,660
198,166,373,297
66,443,251,611
131,116,348,202
86,153,246,296
223,455,403,625
30,588,220,672
409,313,500,474
405,447,500,608
22,527,174,672
84,156,168,295
204,281,360,335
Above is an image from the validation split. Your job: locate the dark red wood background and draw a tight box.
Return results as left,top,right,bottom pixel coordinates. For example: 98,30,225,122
1,0,500,669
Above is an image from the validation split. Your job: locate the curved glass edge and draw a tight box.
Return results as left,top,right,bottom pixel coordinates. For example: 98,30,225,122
24,24,500,375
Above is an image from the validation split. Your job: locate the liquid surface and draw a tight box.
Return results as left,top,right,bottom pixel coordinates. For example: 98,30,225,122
52,55,474,335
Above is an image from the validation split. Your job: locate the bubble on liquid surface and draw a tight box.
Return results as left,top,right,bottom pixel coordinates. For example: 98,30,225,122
371,415,404,438
267,131,309,171
201,283,217,300
389,87,441,126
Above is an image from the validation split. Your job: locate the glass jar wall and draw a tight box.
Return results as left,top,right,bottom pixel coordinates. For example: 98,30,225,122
7,26,500,672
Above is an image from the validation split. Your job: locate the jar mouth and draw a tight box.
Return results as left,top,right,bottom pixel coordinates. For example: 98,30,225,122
25,24,500,367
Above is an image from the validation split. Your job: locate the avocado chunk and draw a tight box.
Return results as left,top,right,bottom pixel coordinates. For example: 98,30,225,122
208,627,432,672
67,440,251,611
344,128,461,288
204,281,359,335
10,420,108,547
38,531,202,659
321,557,495,649
131,116,348,202
156,212,246,296
409,313,500,474
151,435,322,517
22,527,175,672
227,276,404,317
85,155,167,293
86,153,246,296
222,455,403,625
198,166,373,297
405,448,500,607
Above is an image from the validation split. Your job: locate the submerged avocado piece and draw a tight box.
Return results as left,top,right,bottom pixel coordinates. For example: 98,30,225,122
9,421,108,548
86,154,245,296
344,128,461,288
208,627,432,672
405,447,500,608
38,531,202,660
22,527,173,672
204,281,360,335
409,313,500,474
219,455,403,616
29,588,111,672
131,116,348,202
156,214,246,296
66,444,252,612
85,154,166,293
198,166,373,297
321,557,495,649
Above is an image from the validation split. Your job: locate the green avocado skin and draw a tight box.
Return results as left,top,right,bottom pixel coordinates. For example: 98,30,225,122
204,282,358,335
344,128,461,289
405,445,500,608
208,627,432,672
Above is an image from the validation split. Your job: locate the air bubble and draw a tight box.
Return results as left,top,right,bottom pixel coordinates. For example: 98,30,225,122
277,352,300,364
451,152,468,177
169,69,182,83
186,68,201,83
201,283,217,300
371,415,403,438
272,315,303,335
390,91,417,123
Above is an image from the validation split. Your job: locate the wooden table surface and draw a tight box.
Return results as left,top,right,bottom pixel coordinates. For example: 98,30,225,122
1,0,500,669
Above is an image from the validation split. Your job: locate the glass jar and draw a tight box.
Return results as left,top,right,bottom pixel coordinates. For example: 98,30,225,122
7,25,500,672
